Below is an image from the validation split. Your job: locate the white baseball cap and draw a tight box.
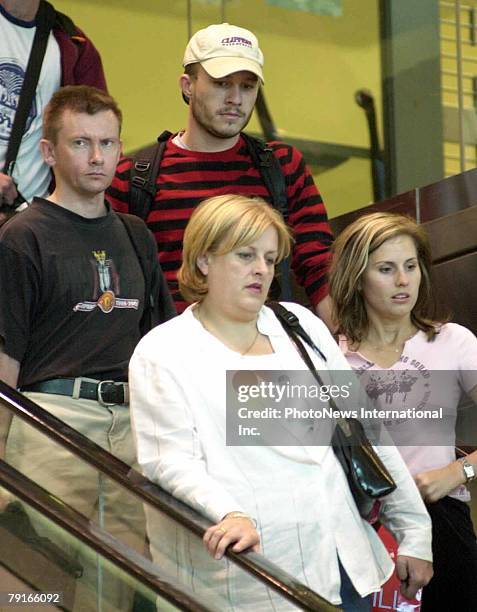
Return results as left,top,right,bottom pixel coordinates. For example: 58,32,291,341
183,23,264,83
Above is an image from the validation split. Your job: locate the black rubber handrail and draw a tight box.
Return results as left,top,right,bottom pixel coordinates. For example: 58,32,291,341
0,457,212,611
0,381,339,612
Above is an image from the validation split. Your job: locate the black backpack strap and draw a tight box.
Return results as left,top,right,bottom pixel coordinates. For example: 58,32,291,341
242,133,292,300
3,0,56,177
116,212,176,336
241,132,288,220
268,302,327,363
129,130,172,220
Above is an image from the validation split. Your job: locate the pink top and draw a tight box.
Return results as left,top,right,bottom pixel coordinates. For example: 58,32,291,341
340,323,477,501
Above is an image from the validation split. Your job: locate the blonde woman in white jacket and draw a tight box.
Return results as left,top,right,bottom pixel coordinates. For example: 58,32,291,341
129,195,433,611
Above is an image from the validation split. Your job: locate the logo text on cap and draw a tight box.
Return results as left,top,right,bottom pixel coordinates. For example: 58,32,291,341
221,37,253,48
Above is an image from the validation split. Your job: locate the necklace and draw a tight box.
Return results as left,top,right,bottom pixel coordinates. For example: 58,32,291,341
196,306,260,356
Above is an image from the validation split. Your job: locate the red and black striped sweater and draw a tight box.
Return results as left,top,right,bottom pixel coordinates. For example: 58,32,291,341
107,134,333,313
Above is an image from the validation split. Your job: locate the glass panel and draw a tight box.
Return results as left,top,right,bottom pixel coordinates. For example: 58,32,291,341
0,485,176,612
0,401,307,611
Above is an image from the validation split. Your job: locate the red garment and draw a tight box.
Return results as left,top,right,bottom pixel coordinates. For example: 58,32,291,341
108,134,333,312
53,21,107,90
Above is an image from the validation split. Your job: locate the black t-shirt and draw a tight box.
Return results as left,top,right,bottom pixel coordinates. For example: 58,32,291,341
0,198,149,386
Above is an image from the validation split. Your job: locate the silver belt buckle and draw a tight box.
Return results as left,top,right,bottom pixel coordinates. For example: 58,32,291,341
97,380,116,406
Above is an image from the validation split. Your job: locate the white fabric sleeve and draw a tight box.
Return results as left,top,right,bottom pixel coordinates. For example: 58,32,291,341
129,347,246,523
453,324,477,393
375,440,433,562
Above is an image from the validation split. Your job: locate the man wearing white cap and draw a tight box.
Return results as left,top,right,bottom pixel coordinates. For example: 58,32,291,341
108,23,334,326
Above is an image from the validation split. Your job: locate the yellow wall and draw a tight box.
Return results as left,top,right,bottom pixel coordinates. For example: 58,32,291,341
53,0,382,218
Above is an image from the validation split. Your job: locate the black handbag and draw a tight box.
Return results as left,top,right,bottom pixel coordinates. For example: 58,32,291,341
268,302,397,517
331,418,396,518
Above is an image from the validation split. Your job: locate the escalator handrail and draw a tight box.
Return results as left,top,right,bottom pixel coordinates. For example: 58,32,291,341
0,457,211,611
0,381,338,612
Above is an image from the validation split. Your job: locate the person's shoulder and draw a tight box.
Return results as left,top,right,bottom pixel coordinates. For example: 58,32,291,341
435,321,476,343
117,212,158,262
280,301,323,323
268,301,330,336
114,210,147,231
53,10,96,49
265,139,295,152
240,134,298,158
264,139,303,161
0,205,50,263
0,201,46,237
134,309,192,351
131,311,193,369
114,211,156,250
53,9,78,36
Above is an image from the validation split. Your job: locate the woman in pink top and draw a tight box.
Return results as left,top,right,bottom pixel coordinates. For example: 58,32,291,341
329,211,477,611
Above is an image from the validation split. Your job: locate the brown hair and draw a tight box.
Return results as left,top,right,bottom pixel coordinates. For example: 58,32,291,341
43,85,122,143
184,63,199,78
178,194,292,303
329,212,445,344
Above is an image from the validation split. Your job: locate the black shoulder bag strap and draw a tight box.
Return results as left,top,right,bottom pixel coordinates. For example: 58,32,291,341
242,133,292,301
3,1,57,177
129,130,172,220
268,302,327,364
268,300,397,517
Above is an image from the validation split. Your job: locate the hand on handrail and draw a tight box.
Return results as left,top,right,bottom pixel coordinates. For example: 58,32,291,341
203,513,260,560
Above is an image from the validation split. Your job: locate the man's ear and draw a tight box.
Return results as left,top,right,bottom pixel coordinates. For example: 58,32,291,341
179,74,193,102
196,253,209,276
39,139,56,167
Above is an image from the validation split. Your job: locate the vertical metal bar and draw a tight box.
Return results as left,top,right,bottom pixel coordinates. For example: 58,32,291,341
415,187,421,224
96,472,105,612
187,0,192,40
472,77,477,160
455,0,466,172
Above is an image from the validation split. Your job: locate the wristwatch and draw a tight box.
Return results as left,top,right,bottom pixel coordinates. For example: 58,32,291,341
458,457,476,483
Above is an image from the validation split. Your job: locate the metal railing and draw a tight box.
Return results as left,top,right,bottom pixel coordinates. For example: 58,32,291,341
0,381,338,612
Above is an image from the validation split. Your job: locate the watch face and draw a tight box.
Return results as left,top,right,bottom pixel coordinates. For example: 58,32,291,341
461,459,476,482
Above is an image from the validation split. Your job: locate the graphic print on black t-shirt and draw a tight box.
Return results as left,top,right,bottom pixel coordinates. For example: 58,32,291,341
0,199,147,386
73,249,140,314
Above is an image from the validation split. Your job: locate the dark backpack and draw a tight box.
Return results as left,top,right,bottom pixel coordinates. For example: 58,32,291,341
129,131,292,300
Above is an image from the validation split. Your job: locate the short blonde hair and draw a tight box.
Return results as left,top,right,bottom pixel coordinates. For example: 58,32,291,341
329,212,444,343
178,194,292,303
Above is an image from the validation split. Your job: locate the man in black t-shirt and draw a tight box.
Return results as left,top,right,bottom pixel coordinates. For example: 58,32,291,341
0,86,174,611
